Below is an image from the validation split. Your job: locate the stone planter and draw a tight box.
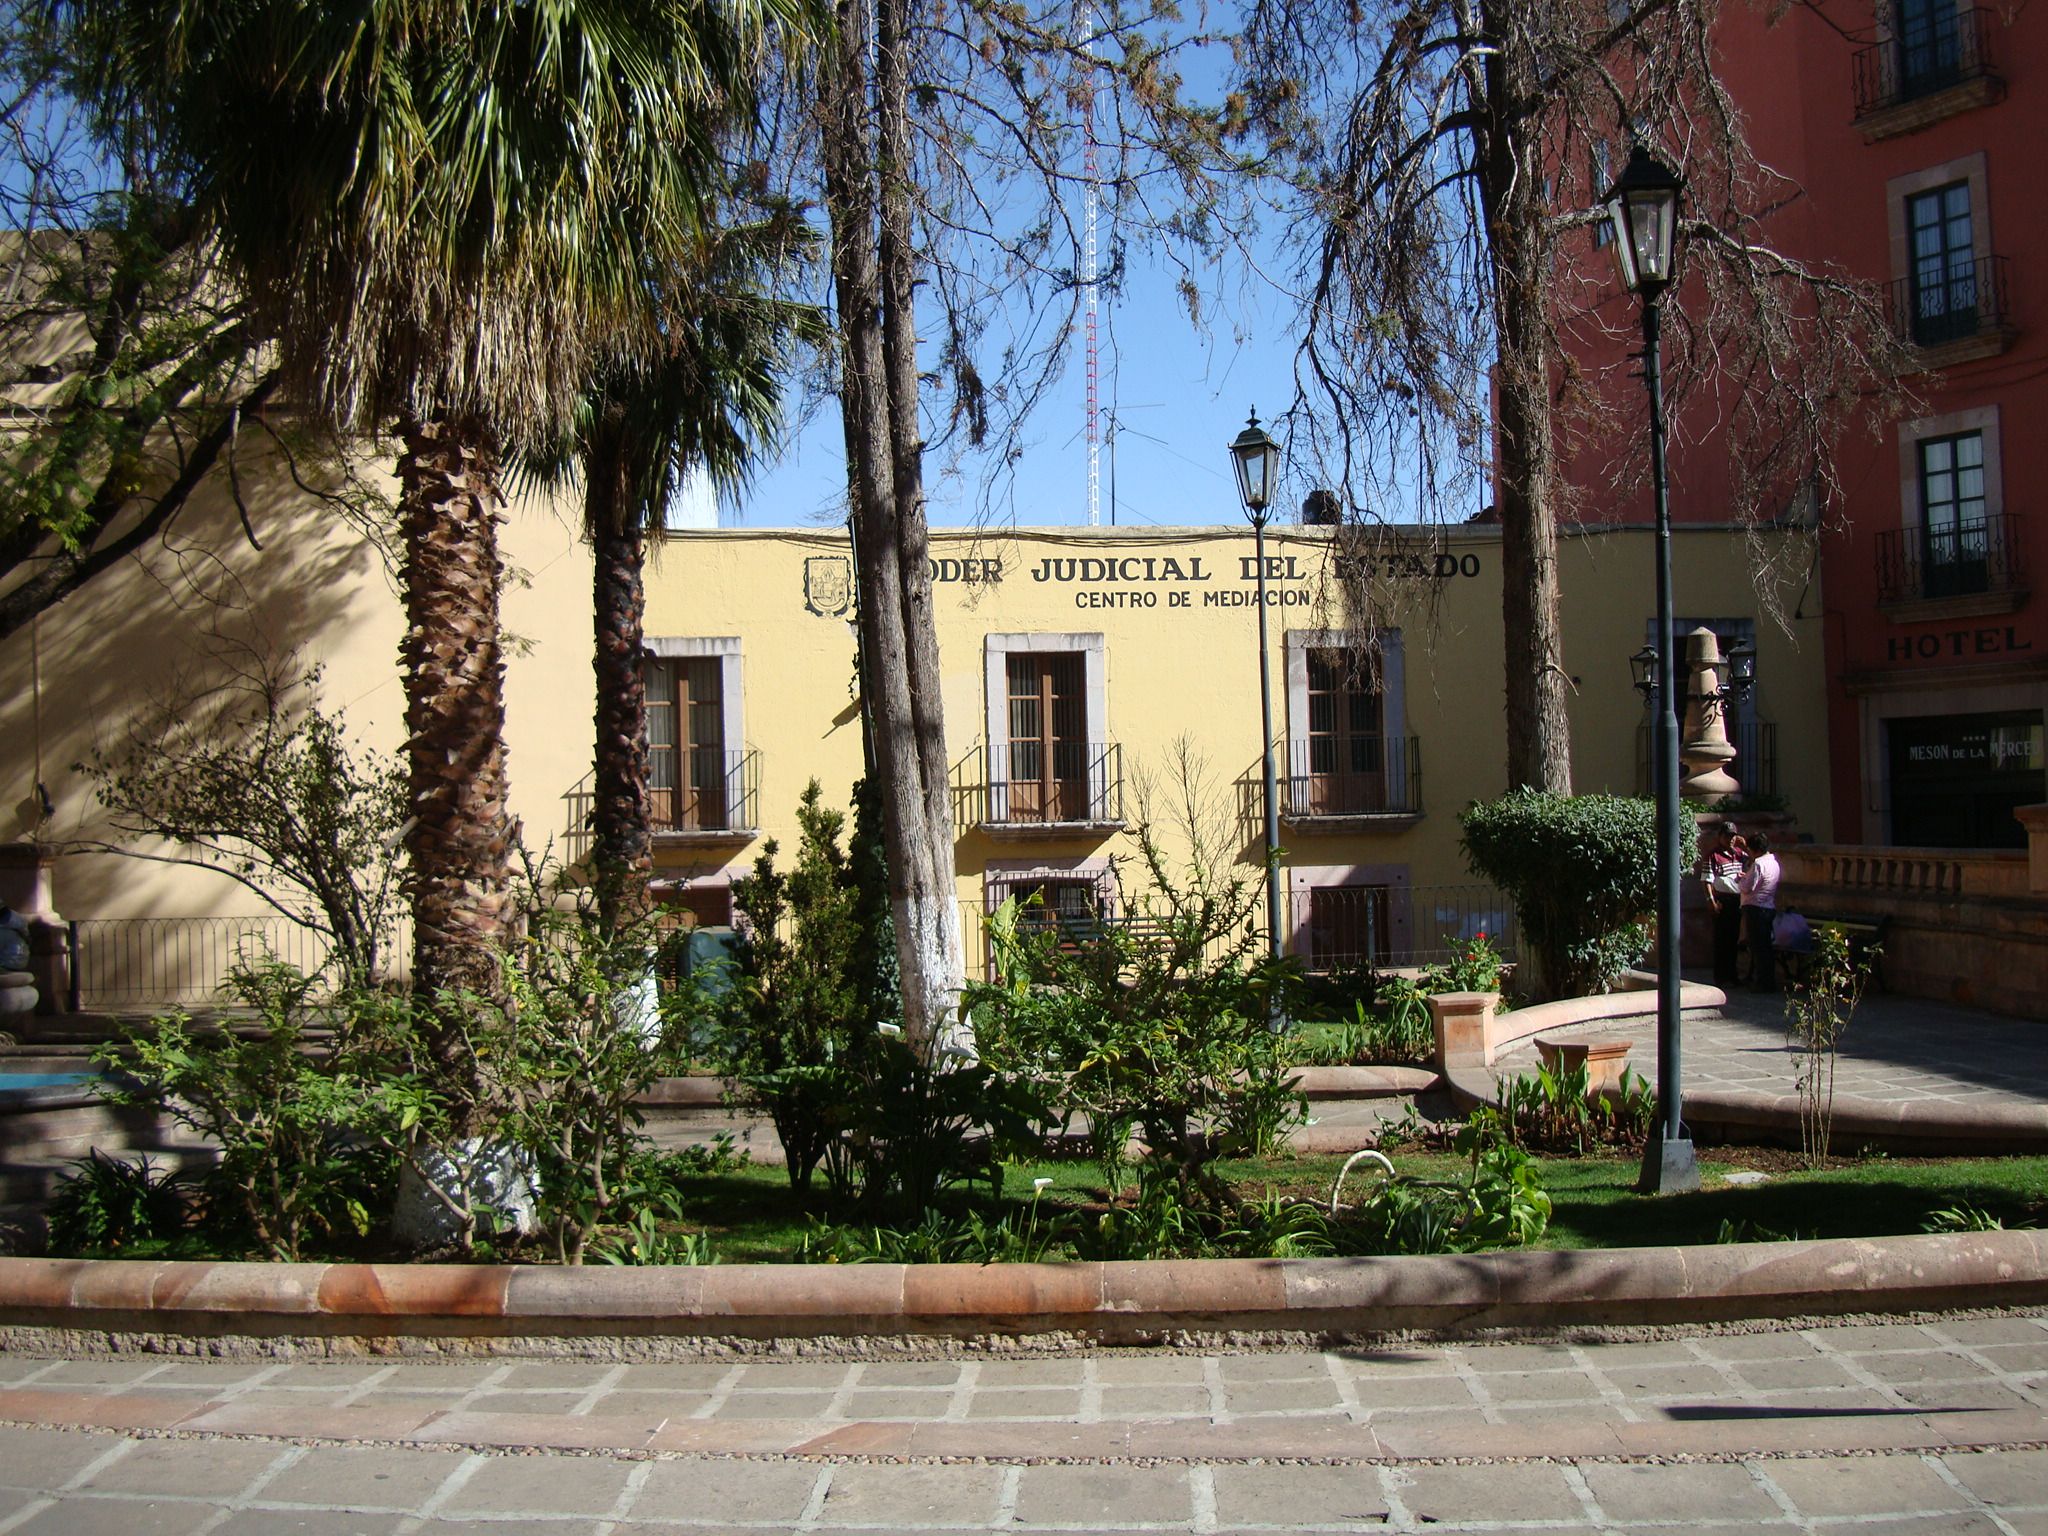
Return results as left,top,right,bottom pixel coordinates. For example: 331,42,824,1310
1427,990,1503,1067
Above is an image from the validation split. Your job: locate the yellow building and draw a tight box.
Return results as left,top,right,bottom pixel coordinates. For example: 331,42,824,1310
625,520,1828,974
0,480,1829,999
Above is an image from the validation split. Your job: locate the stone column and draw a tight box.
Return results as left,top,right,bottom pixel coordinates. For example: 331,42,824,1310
1679,627,1739,803
2018,803,2048,895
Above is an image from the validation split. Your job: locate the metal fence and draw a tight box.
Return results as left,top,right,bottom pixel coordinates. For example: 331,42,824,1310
1287,882,1517,974
68,916,406,1010
961,880,1515,981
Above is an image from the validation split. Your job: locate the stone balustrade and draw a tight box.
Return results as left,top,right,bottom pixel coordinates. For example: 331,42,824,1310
1776,814,2047,1017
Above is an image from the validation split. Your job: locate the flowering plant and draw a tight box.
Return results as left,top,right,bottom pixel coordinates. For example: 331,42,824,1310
1430,930,1506,994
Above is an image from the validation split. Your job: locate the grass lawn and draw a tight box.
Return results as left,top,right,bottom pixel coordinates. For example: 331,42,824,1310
679,1148,2048,1262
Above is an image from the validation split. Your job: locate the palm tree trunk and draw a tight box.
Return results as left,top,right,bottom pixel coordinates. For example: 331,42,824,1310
583,401,656,931
396,413,517,1121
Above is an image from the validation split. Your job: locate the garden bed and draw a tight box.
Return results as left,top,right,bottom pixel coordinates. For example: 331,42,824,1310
52,1146,2048,1267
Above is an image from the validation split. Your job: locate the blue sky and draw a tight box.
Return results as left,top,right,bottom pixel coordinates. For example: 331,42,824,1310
723,243,1312,533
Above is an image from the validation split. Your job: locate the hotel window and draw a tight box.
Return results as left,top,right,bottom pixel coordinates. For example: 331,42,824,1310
982,860,1117,972
1304,649,1388,815
1918,431,1989,597
644,637,748,834
1894,0,1964,99
1906,181,1977,345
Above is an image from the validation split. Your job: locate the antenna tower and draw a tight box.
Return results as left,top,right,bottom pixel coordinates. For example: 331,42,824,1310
1082,4,1101,526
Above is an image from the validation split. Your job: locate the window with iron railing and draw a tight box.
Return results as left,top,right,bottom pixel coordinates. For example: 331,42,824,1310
645,658,758,832
1854,4,2000,119
1875,511,2023,604
1907,182,1978,345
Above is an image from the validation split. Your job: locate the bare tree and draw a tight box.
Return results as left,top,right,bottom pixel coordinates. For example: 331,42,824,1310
76,648,406,985
1241,0,1906,791
0,3,389,643
801,0,1247,1047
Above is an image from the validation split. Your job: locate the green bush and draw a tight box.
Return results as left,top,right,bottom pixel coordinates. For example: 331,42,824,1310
970,823,1307,1221
724,783,1035,1214
96,962,426,1260
722,782,869,1197
488,908,714,1263
46,1151,192,1256
1460,790,1693,1000
1500,1062,1655,1154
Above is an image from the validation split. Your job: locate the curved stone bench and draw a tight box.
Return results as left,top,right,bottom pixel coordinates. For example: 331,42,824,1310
2,1231,2042,1348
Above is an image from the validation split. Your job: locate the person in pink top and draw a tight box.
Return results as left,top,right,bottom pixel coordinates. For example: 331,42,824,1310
1736,830,1781,993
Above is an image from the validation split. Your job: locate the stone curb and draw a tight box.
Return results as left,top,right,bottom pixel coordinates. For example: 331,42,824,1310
1684,1087,2048,1153
0,1383,2039,1464
3,1231,2044,1345
1440,1058,2048,1153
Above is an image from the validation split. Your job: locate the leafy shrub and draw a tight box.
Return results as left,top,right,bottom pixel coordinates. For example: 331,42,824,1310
1922,1203,2022,1234
96,961,428,1260
1786,926,1878,1167
725,783,1037,1215
1424,930,1506,994
1286,986,1434,1068
970,823,1306,1219
488,908,715,1263
1328,1112,1550,1254
803,1195,1072,1265
1500,1062,1655,1154
722,783,870,1197
1461,790,1693,1000
46,1152,192,1256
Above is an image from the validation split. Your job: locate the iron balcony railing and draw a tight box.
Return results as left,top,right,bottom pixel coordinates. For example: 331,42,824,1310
954,740,1124,830
562,748,761,864
1282,735,1423,819
649,746,760,836
1885,253,2010,350
1875,513,2024,603
1635,718,1779,800
1853,5,1999,117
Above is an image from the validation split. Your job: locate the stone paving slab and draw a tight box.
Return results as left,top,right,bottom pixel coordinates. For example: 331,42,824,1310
1489,987,2048,1111
0,1433,2043,1532
0,1315,2042,1468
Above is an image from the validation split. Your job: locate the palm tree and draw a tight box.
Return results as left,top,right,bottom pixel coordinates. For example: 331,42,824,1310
75,0,814,1113
566,211,818,932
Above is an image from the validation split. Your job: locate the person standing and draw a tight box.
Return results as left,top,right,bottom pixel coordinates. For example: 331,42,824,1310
1737,830,1782,993
1701,824,1745,988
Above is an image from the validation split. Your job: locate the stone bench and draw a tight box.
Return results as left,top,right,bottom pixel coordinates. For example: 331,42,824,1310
1534,1035,1635,1095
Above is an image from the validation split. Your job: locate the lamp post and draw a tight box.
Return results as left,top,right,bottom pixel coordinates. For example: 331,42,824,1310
1604,145,1697,1195
1230,410,1285,972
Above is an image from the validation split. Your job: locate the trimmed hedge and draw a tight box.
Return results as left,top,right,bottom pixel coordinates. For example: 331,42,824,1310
1460,789,1696,1001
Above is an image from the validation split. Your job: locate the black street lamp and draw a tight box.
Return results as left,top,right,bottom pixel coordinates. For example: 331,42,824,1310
1603,145,1697,1195
1230,410,1285,971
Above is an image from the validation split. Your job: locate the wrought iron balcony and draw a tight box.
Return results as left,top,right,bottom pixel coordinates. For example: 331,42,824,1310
650,747,760,836
954,741,1125,833
1853,7,2000,120
1885,254,2011,352
1635,719,1778,800
1876,513,2025,605
1281,736,1423,821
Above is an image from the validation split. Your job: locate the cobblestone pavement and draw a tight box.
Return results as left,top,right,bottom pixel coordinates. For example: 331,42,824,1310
1490,988,2048,1110
0,1314,2044,1533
